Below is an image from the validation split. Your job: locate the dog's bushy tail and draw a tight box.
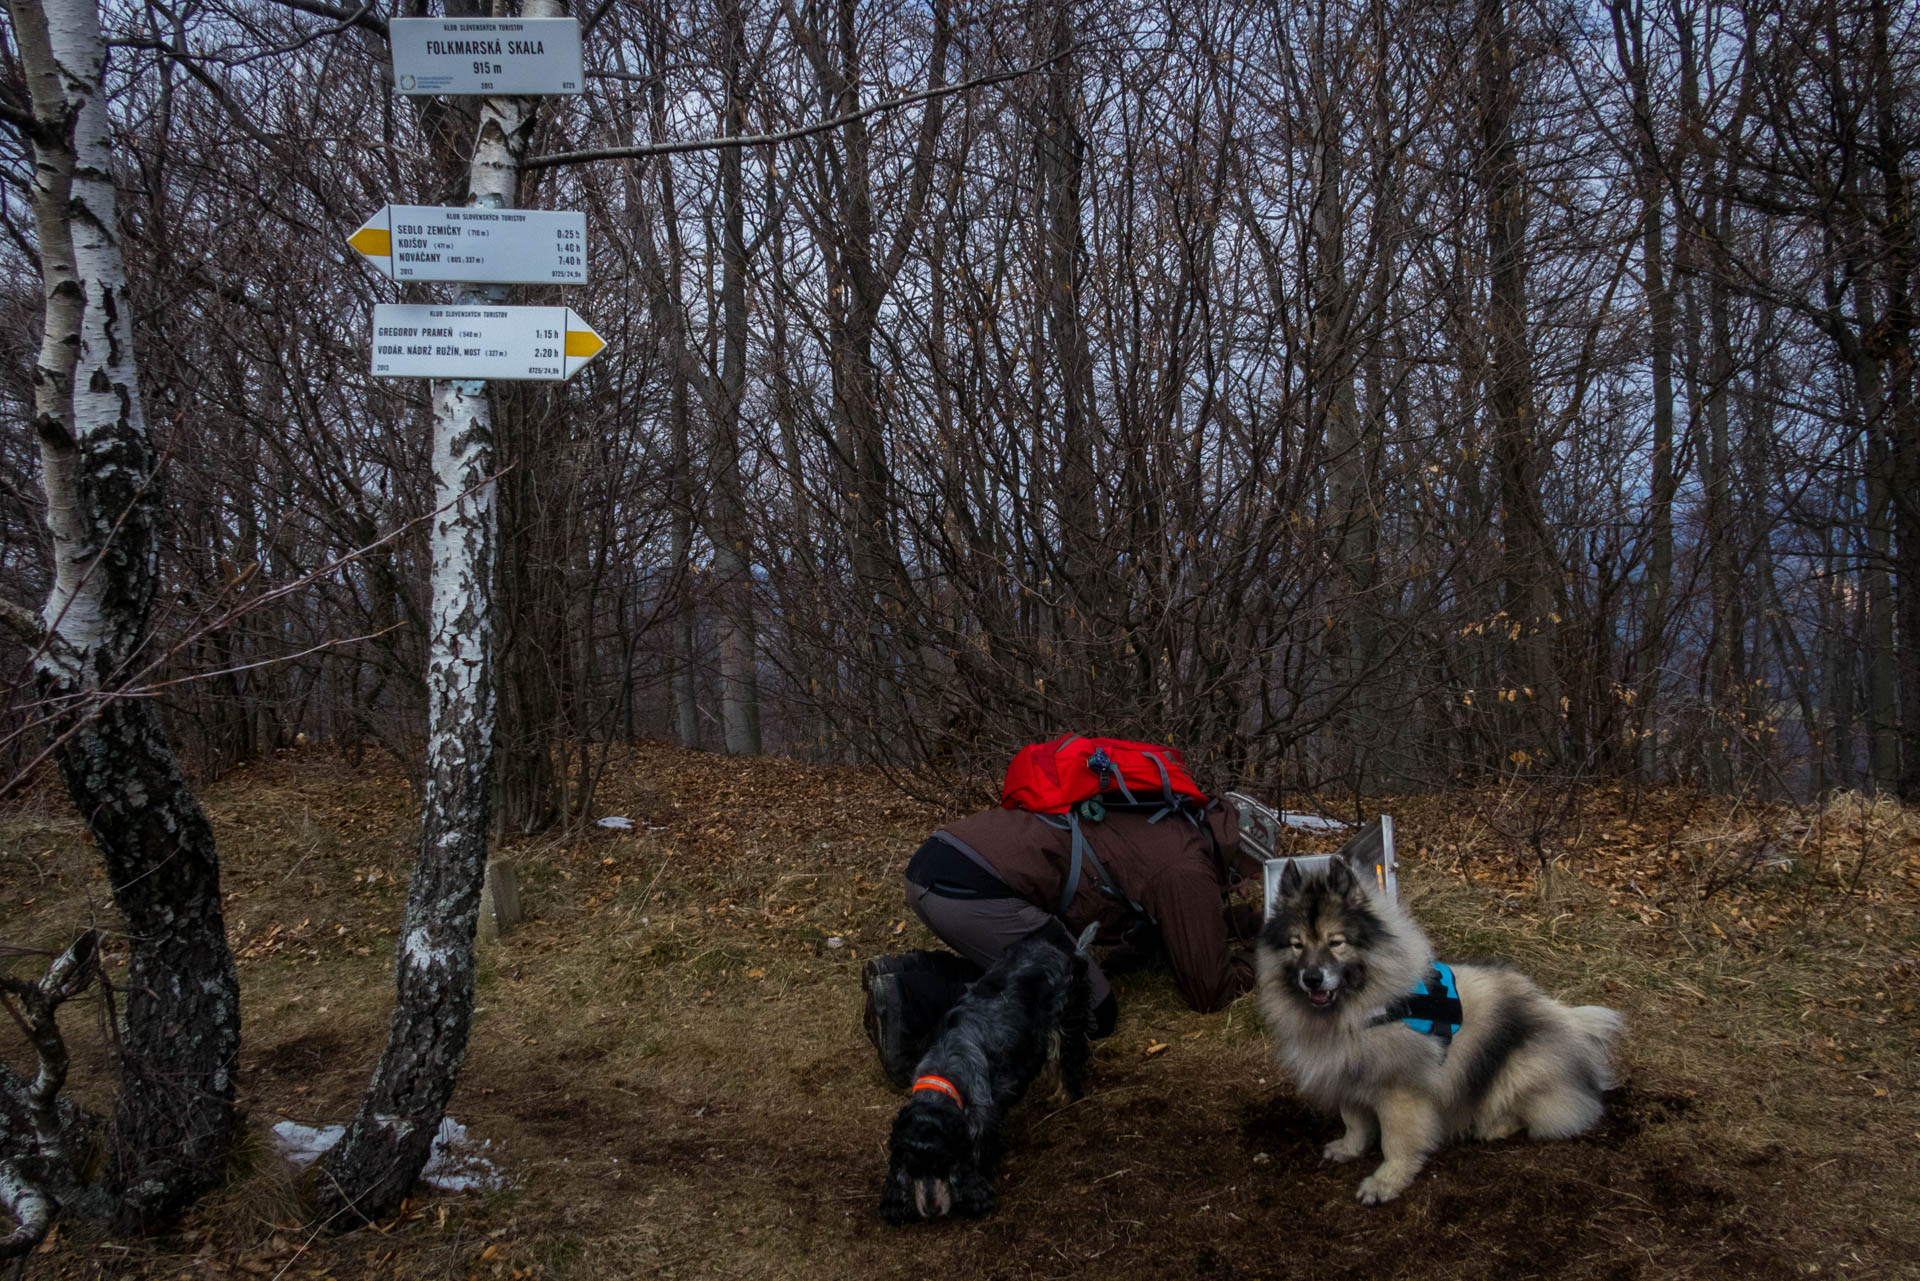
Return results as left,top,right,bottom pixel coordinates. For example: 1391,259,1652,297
1568,1005,1625,1091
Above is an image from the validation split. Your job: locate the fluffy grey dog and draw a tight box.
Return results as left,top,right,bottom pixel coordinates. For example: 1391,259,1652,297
1256,849,1623,1205
879,924,1097,1224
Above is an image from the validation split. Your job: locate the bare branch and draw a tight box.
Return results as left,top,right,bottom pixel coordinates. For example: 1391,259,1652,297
0,1159,53,1261
259,0,386,40
0,931,100,1259
524,49,1077,171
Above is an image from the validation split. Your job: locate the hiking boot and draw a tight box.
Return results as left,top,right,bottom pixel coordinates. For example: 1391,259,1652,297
861,952,919,996
863,972,919,1088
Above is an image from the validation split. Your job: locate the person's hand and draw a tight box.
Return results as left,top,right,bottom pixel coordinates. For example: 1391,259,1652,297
1223,901,1264,940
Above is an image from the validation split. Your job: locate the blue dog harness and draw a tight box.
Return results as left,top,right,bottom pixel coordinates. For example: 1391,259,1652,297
1369,963,1464,1045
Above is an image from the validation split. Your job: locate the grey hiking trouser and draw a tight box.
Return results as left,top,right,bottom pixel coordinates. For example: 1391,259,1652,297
903,879,1114,1012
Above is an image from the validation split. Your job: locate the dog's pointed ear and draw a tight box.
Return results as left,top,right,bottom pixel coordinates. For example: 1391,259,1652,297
1278,859,1304,900
1326,855,1357,900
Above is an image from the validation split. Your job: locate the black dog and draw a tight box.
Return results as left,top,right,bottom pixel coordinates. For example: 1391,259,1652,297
879,924,1097,1223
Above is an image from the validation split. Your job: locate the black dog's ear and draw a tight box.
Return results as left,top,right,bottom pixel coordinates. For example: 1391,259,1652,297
1278,859,1305,900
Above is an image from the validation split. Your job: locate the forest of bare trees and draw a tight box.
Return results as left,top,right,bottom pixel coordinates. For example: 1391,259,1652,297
3,0,1916,821
1,0,1917,1254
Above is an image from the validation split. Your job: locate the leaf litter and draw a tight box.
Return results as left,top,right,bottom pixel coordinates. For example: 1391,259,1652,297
4,743,1918,1280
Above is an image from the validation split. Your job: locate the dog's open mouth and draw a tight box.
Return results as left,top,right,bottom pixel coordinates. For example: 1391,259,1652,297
1306,988,1339,1008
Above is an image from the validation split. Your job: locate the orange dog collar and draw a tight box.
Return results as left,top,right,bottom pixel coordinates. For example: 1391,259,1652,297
912,1075,964,1109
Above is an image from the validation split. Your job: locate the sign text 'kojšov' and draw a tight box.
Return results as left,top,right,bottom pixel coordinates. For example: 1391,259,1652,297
349,205,587,284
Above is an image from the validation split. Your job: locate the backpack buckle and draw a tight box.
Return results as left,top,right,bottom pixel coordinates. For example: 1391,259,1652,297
1078,798,1106,822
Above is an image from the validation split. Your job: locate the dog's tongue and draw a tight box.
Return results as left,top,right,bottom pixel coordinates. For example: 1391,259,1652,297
1309,989,1336,1007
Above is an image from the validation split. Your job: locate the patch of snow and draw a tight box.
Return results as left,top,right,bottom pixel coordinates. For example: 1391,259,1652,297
825,936,845,949
271,1120,344,1168
419,1116,504,1192
1279,811,1349,832
271,1116,506,1193
597,816,635,830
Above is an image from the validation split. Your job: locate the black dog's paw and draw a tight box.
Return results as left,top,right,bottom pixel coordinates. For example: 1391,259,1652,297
879,1170,917,1225
950,1164,998,1218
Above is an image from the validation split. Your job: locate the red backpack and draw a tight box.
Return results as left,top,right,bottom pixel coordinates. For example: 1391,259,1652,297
1001,734,1209,815
1000,735,1212,915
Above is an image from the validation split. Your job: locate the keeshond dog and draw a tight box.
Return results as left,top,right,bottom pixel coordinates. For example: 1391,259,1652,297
1255,850,1623,1205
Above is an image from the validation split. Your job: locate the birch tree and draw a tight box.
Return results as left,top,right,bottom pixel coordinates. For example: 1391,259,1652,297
314,0,560,1224
0,0,239,1238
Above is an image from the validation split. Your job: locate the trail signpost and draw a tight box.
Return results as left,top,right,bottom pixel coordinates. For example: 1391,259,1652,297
369,304,605,381
323,0,593,1226
350,205,587,284
390,17,583,95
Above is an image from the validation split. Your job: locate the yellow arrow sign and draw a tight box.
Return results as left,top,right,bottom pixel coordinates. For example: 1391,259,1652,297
348,222,392,259
347,204,589,285
370,305,610,381
562,309,607,373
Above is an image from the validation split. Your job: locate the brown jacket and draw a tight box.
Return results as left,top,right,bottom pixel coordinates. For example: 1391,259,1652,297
935,804,1258,1013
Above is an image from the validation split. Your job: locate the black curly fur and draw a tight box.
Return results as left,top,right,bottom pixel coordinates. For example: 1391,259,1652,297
878,929,1095,1224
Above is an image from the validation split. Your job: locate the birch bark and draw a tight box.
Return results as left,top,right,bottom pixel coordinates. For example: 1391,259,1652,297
6,0,240,1229
315,0,555,1222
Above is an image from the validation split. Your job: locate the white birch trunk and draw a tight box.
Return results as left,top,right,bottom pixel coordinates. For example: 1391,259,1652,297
316,5,554,1222
6,0,240,1231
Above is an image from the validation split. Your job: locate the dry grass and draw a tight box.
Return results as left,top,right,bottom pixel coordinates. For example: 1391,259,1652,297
4,745,1919,1280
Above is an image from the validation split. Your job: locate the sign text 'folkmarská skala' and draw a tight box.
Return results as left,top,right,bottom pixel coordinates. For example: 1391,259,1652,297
390,18,583,96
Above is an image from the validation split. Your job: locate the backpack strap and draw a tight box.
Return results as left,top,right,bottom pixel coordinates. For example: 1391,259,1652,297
1035,809,1147,920
930,829,1011,886
1084,747,1140,805
1139,748,1182,821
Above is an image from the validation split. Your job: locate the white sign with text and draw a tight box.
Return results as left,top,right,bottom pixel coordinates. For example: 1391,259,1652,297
390,18,583,96
349,205,587,284
370,304,606,381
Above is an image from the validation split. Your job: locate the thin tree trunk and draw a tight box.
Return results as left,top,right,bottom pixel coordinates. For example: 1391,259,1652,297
782,0,948,754
1476,0,1557,762
712,0,762,755
1037,0,1101,713
1612,0,1676,781
1862,369,1900,793
316,0,557,1216
1702,197,1741,792
636,0,702,750
1308,7,1377,783
1867,0,1919,800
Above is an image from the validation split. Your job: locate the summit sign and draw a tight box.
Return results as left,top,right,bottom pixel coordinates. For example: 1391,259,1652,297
391,17,583,96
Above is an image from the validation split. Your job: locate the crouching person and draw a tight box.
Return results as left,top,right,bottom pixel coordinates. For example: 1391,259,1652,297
863,798,1263,1085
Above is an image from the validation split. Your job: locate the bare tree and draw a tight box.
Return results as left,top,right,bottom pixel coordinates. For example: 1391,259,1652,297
2,0,239,1238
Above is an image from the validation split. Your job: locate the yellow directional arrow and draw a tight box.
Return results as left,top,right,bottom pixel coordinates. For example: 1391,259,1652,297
563,309,608,373
349,224,392,258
